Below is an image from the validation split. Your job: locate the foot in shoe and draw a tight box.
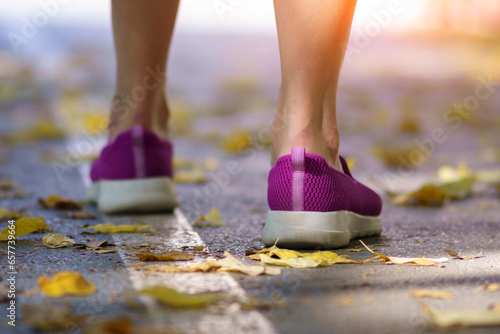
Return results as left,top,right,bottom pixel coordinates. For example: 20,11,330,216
263,147,382,249
88,126,178,213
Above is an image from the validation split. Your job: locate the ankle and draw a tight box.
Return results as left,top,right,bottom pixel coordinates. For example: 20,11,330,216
108,87,170,141
270,93,341,169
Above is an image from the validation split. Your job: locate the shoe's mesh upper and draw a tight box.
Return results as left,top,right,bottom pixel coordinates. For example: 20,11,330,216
90,128,172,182
268,153,382,216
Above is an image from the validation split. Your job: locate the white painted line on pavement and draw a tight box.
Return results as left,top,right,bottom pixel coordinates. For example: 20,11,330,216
77,163,277,334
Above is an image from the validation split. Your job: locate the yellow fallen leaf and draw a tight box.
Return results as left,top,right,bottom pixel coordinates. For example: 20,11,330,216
38,271,96,297
194,204,225,227
372,144,426,168
422,303,500,328
257,254,322,268
0,207,24,220
216,251,281,276
411,289,454,299
339,296,356,306
221,130,253,153
0,217,48,240
84,223,155,234
2,119,66,145
360,240,447,266
438,162,473,183
139,286,229,308
477,283,500,292
94,249,117,254
174,165,208,183
204,157,219,171
43,234,76,248
345,156,357,171
38,195,84,210
251,238,359,266
137,251,194,261
438,162,500,184
388,184,447,207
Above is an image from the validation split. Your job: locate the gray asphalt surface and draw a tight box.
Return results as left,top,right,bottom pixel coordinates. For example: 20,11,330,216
1,127,499,333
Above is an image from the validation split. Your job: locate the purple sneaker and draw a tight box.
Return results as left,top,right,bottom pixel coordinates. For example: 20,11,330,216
87,126,178,213
263,147,382,249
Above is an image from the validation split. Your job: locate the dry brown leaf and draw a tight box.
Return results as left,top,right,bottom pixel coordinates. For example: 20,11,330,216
73,238,114,250
422,303,500,328
23,303,87,331
43,234,76,248
0,248,6,255
360,240,447,266
444,249,484,260
38,271,96,297
138,250,194,261
411,289,454,299
38,195,84,210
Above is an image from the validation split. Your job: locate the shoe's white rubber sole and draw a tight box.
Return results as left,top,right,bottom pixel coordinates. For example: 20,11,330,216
262,210,382,249
87,177,178,214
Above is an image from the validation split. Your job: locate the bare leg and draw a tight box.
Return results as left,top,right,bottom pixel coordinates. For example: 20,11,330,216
271,0,357,169
109,0,179,141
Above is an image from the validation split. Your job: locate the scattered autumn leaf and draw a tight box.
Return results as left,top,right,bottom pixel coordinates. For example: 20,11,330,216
248,239,361,268
174,168,208,183
411,289,454,299
360,240,447,266
63,211,97,219
38,195,84,210
372,144,426,168
444,249,484,260
0,207,24,220
388,177,474,207
83,223,155,234
138,250,194,261
38,271,96,297
95,249,117,254
477,283,500,292
216,251,281,276
221,130,253,153
194,204,225,227
141,252,280,276
422,303,500,328
0,248,7,255
73,238,114,250
2,119,66,145
43,234,76,248
140,286,230,308
23,303,87,331
0,217,48,240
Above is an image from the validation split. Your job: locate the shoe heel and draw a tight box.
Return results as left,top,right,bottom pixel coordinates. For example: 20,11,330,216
97,177,178,213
